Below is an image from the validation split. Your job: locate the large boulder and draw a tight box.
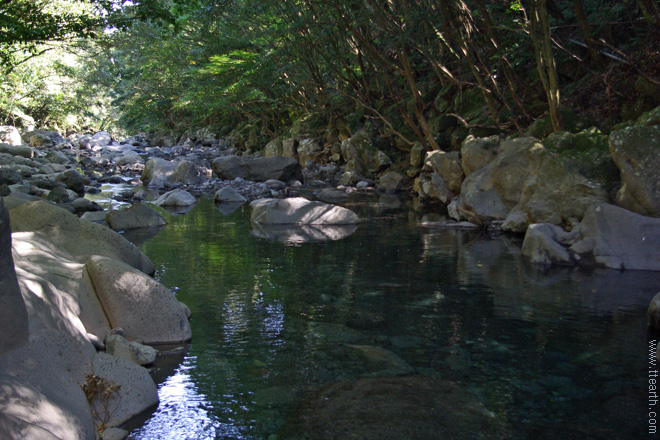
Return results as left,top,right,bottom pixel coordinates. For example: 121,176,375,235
9,200,154,275
522,203,660,271
106,204,167,230
141,158,204,187
569,203,660,270
250,197,360,225
460,135,498,176
0,199,29,353
85,255,192,344
341,130,391,176
0,126,23,146
424,151,464,193
211,155,303,183
287,376,501,440
89,352,158,428
609,125,660,217
455,137,607,230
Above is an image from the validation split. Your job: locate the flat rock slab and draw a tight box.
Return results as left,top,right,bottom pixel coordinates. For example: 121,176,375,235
250,197,360,225
285,376,502,440
86,255,192,344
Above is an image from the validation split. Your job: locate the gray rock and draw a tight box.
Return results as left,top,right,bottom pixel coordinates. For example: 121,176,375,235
250,197,360,225
409,143,425,167
264,138,284,157
315,188,349,204
424,150,464,193
141,158,203,187
0,143,32,158
297,138,323,166
378,171,403,192
609,125,660,217
106,204,167,230
214,186,247,203
9,200,154,275
91,352,159,428
458,137,607,229
211,155,303,183
45,150,71,165
0,126,23,145
154,189,197,207
0,198,29,353
0,168,23,185
56,169,85,195
521,223,573,265
71,197,102,214
414,172,454,204
341,130,391,176
85,255,192,344
105,333,158,366
569,203,660,271
460,135,498,176
47,186,73,203
92,131,112,146
292,376,501,440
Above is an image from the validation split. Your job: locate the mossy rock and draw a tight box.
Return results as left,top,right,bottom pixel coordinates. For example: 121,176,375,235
634,105,660,127
542,128,618,191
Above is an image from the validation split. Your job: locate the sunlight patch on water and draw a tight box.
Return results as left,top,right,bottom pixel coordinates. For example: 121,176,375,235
129,358,239,440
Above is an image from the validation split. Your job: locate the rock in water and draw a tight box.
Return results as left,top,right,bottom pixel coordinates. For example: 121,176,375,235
250,197,360,225
284,376,501,440
106,204,167,230
85,255,192,344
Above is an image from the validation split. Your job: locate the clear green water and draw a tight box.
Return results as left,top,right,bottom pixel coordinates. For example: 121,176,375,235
125,196,660,439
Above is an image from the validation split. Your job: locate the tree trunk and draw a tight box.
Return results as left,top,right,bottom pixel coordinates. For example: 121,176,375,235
528,0,562,132
573,0,602,67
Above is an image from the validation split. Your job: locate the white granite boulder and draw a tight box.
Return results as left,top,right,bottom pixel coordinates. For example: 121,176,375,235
9,200,154,275
85,255,192,344
250,197,360,225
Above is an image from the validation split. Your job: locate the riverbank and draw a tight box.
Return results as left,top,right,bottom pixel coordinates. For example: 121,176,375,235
0,103,659,438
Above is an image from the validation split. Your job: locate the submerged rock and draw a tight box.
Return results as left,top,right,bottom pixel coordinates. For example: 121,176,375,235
285,376,501,440
250,197,360,225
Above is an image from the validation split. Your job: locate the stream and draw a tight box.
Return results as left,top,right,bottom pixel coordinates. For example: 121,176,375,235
109,194,659,439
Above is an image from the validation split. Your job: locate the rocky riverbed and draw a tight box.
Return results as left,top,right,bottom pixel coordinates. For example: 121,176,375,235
1,104,660,439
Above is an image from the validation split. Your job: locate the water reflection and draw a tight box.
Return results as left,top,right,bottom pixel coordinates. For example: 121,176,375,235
129,357,235,440
131,198,660,439
250,222,359,244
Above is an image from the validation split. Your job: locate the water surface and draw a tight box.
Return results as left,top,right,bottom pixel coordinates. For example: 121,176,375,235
126,196,660,439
